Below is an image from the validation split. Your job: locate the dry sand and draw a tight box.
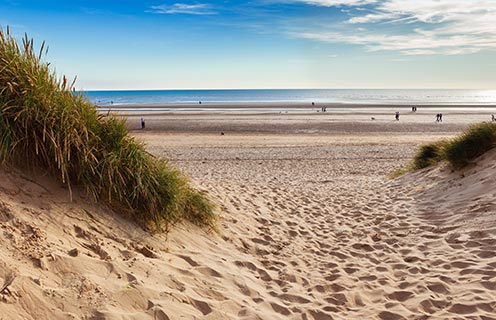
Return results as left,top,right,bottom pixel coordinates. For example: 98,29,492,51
1,108,496,319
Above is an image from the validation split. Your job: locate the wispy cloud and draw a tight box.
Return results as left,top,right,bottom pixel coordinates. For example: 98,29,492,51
297,29,495,55
149,3,216,15
292,0,496,55
295,0,376,6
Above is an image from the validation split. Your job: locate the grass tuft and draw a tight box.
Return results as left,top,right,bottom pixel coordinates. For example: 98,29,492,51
393,122,496,177
411,140,447,170
0,28,215,230
443,122,496,169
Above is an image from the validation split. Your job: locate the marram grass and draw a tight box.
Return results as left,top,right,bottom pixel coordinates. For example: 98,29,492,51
411,140,448,170
443,122,496,169
393,121,496,177
0,28,215,230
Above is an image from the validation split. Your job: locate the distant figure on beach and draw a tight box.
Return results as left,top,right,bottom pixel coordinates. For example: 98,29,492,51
492,114,495,122
312,102,315,106
199,101,202,105
411,106,417,112
141,118,145,129
395,111,400,121
436,113,443,122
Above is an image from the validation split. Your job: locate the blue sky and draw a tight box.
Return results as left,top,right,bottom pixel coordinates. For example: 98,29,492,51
1,0,495,90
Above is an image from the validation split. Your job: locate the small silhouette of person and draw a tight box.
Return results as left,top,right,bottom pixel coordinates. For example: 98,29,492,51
492,114,495,122
439,113,442,122
199,101,202,105
395,111,400,121
141,118,145,129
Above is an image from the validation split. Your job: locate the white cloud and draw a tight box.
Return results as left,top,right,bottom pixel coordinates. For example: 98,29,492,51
348,12,396,24
297,0,376,6
149,3,216,15
295,0,496,55
348,0,496,25
297,27,496,55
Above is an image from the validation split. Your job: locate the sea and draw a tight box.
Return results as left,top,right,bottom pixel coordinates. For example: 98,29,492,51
82,89,496,109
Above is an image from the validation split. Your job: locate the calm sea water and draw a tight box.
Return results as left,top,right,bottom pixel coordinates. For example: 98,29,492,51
82,89,496,106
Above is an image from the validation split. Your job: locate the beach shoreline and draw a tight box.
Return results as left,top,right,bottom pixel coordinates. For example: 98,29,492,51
97,101,496,111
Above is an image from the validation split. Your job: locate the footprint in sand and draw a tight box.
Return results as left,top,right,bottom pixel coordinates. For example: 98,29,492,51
378,310,406,320
426,281,450,294
194,266,223,278
387,290,414,302
189,298,213,316
176,254,199,267
306,309,334,320
269,302,292,316
419,298,451,314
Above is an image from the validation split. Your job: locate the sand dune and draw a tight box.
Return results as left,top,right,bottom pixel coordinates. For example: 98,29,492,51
1,112,496,319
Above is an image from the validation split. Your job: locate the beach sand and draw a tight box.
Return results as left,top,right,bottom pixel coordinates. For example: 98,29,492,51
1,108,495,319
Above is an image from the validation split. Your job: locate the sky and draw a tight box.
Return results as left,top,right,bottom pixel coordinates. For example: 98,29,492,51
1,0,495,90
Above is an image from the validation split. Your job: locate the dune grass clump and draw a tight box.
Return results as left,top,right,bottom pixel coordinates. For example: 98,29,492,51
393,122,496,177
443,122,496,169
411,140,448,170
0,28,215,230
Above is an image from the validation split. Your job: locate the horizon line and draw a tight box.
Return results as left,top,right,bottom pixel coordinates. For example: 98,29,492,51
78,87,496,92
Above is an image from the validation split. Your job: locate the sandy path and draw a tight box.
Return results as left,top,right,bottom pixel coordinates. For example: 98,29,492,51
138,130,496,319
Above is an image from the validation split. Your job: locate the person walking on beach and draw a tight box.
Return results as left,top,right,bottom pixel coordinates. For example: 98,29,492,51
492,114,495,122
141,118,145,129
395,111,400,121
439,113,443,122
